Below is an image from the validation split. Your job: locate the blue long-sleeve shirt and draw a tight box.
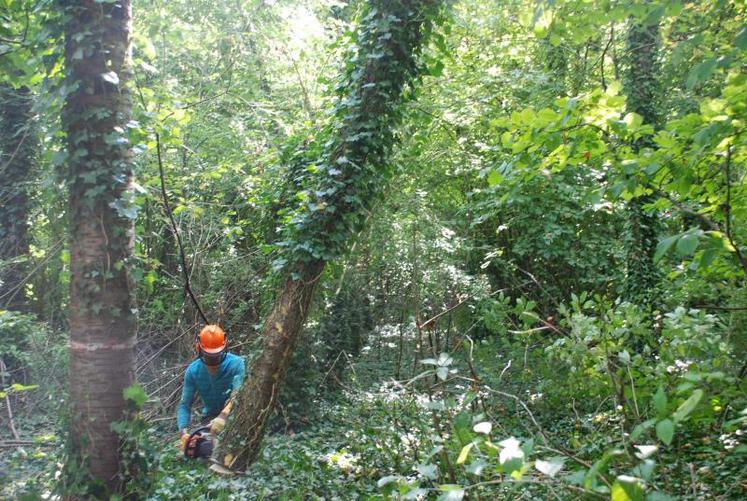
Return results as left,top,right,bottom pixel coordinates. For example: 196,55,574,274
176,352,245,430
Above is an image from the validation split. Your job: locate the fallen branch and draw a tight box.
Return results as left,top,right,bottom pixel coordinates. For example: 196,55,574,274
0,441,35,447
459,337,611,488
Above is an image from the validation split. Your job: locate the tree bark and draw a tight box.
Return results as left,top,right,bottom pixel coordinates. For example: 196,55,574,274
221,260,324,467
221,0,442,470
62,0,136,495
0,85,35,311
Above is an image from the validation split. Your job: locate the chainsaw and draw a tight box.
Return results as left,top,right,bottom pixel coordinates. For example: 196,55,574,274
183,426,215,459
183,426,235,475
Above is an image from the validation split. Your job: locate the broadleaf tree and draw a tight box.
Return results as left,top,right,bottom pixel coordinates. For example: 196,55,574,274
61,0,138,495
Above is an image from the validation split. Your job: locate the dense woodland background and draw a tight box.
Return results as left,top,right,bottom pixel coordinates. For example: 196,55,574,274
0,0,746,499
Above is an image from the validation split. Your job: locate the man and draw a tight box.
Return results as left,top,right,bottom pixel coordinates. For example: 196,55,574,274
178,325,245,450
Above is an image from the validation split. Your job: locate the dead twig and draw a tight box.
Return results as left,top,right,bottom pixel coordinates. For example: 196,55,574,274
156,132,210,325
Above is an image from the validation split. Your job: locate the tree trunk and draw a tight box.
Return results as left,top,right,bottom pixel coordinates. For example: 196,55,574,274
622,6,661,307
0,85,35,311
221,260,324,467
62,0,136,495
221,0,442,470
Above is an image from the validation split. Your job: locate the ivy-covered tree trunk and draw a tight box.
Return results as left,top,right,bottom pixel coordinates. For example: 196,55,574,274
621,8,661,307
62,0,137,494
543,40,567,98
0,85,35,312
221,0,442,470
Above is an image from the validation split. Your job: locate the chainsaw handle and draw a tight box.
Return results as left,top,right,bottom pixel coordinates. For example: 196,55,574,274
189,426,211,437
184,426,213,459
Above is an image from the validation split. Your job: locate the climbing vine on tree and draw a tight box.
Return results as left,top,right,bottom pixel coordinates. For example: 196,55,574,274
220,0,446,470
60,0,138,496
1,0,746,499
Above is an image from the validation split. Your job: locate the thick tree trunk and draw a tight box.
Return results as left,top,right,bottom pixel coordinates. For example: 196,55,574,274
221,0,441,470
0,85,35,311
62,1,136,495
622,8,661,307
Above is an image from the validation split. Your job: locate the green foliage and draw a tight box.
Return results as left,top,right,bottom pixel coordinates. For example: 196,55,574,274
123,383,149,409
273,0,447,267
0,310,36,366
111,384,160,499
4,0,747,498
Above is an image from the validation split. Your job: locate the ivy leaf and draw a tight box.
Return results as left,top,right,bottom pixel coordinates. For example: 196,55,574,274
123,383,148,408
417,463,438,480
623,112,643,131
487,170,503,186
428,60,445,77
377,475,401,488
656,419,674,445
424,400,445,411
466,459,488,475
630,418,656,441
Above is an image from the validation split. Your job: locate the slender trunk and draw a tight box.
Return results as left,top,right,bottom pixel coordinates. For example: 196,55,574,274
622,6,662,307
0,85,35,311
62,0,136,495
543,39,567,97
221,260,324,468
221,0,442,470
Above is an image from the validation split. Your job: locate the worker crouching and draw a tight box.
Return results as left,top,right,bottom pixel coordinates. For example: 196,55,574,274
177,324,245,458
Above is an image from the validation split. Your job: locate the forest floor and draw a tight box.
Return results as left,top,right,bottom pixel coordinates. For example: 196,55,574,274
2,324,746,500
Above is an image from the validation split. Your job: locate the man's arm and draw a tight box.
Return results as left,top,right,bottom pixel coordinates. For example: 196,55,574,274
177,368,196,432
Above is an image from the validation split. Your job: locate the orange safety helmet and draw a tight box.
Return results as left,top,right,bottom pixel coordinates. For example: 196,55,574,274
196,325,227,366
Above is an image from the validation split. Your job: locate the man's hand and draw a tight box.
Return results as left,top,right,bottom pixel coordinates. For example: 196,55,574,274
210,399,234,434
179,430,189,452
209,415,226,434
